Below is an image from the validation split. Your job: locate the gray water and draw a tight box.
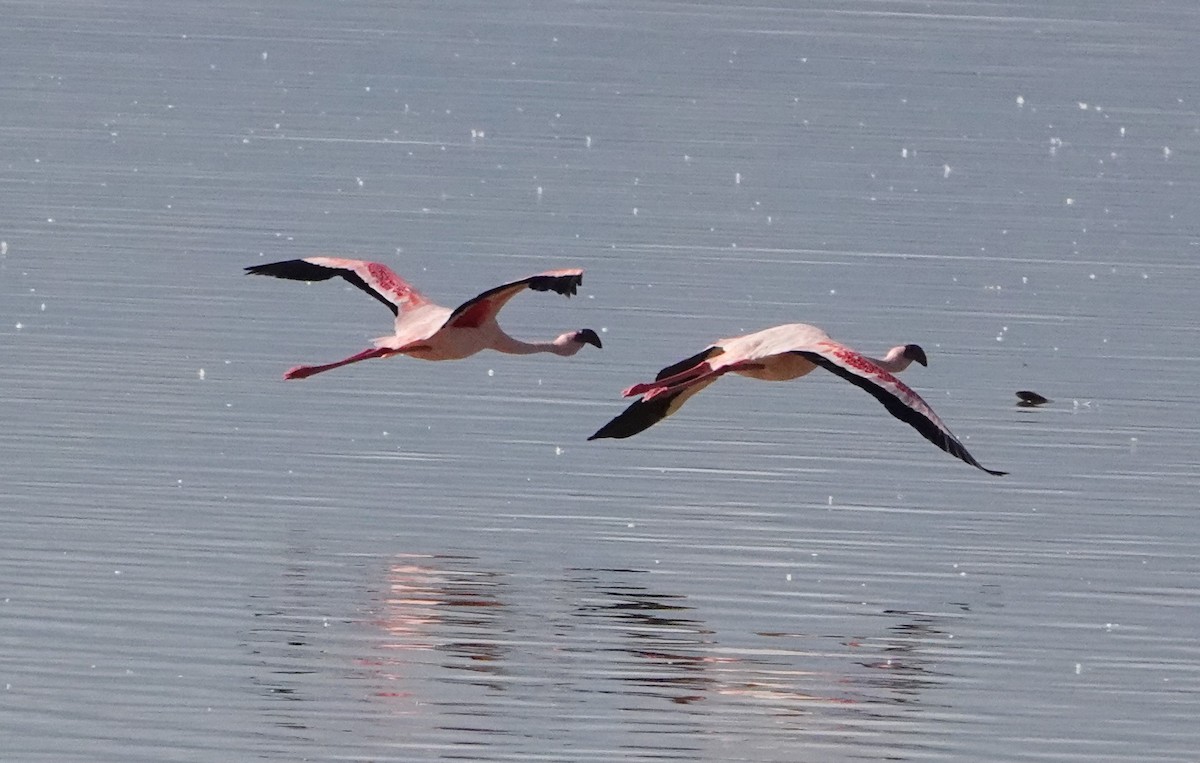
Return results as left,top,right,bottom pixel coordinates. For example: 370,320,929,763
3,2,1199,761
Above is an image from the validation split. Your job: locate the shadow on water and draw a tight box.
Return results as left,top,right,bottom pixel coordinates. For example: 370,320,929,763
243,551,334,738
566,568,718,706
323,554,967,760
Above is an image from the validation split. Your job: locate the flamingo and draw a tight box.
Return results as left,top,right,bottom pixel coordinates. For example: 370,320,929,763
245,257,601,379
588,323,1006,475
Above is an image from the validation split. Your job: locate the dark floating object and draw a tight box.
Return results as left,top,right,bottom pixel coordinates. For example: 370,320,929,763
1016,390,1050,407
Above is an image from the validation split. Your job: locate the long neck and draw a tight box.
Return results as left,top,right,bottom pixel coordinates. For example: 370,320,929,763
871,346,915,373
491,330,576,357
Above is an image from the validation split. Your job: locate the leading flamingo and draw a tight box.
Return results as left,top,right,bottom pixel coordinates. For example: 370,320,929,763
588,323,1005,475
245,257,601,379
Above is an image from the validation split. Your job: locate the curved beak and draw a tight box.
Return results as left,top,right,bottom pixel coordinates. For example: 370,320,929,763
576,328,603,349
904,343,928,367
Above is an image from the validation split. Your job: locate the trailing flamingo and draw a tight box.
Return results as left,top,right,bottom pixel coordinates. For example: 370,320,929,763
588,323,1005,475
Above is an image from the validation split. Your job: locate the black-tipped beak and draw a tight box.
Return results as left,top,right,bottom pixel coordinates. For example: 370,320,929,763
576,329,602,349
904,343,928,367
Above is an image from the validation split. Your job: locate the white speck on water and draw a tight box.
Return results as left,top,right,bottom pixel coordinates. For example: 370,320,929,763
785,573,792,582
355,177,364,187
1016,95,1025,107
943,164,952,178
261,51,268,61
1089,273,1096,280
735,172,742,185
585,135,592,148
1066,197,1075,206
0,241,7,255
14,322,22,330
632,207,638,216
1163,146,1171,158
487,369,494,377
901,147,909,158
827,496,834,506
198,369,206,380
1075,663,1083,674
1120,126,1126,137
1078,101,1088,110
554,446,563,456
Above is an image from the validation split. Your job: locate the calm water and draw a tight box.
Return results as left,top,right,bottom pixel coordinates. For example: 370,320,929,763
3,1,1199,761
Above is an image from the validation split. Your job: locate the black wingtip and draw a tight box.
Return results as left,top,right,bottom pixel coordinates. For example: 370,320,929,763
588,394,677,440
529,272,584,297
243,259,335,282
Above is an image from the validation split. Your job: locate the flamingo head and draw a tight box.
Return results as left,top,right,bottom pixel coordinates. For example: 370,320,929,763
902,343,928,367
551,328,603,356
571,328,603,349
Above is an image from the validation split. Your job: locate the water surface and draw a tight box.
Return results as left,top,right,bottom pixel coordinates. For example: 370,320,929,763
2,1,1199,761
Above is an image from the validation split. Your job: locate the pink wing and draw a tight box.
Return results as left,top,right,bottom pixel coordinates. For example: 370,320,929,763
795,343,1006,475
445,269,584,329
244,257,431,316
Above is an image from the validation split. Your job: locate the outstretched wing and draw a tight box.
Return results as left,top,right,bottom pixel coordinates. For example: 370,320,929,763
588,378,717,440
244,257,430,316
654,346,721,381
794,346,1006,475
445,269,584,329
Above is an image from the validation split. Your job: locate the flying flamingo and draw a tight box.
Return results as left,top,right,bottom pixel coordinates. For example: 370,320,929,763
588,323,1006,475
245,257,601,379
